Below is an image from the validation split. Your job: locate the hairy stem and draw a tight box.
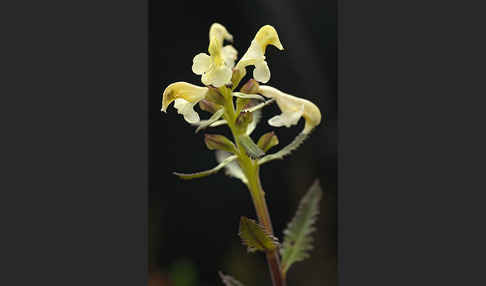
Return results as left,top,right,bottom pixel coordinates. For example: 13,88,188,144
220,87,286,286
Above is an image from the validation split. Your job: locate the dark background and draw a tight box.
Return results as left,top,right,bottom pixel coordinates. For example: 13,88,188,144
149,0,337,285
4,0,486,286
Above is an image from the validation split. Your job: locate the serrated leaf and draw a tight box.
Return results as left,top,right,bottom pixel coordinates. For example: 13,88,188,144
238,217,279,253
173,155,237,180
218,271,245,286
258,132,308,165
280,179,323,274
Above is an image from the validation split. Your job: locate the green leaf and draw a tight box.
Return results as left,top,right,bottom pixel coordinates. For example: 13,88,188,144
280,179,323,274
258,132,308,165
238,135,265,159
204,134,237,154
218,271,245,286
173,155,237,180
195,108,225,133
238,217,279,253
257,131,279,152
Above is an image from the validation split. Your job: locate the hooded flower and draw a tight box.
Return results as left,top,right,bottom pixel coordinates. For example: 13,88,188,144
258,85,321,134
192,23,238,87
235,25,284,84
161,82,209,124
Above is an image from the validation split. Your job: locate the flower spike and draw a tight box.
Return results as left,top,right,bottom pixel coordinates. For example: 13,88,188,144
236,25,284,83
161,82,209,124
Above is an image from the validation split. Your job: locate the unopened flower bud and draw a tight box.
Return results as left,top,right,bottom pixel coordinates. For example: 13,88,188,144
205,86,226,105
199,99,221,114
257,131,279,152
236,98,259,114
230,68,245,89
204,134,237,153
239,79,260,94
235,111,253,129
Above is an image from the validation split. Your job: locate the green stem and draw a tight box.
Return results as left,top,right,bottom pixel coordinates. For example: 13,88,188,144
220,87,286,286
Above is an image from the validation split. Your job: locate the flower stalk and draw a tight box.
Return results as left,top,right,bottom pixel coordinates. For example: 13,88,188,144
218,86,286,286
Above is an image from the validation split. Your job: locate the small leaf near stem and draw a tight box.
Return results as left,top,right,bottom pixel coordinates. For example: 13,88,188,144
199,99,221,113
257,131,279,152
238,134,265,159
204,134,237,153
238,216,279,253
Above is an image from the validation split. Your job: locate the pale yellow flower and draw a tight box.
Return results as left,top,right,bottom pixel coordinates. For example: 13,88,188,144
161,82,209,124
236,25,284,84
258,85,321,134
192,23,237,87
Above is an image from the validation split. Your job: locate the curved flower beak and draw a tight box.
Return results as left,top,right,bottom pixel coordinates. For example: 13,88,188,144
192,23,237,87
162,82,209,124
258,85,321,134
236,25,284,84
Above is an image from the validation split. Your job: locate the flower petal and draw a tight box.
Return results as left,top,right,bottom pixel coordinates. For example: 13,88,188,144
258,85,321,133
192,53,211,75
173,99,200,124
254,25,284,51
161,81,208,114
236,41,264,69
209,23,233,44
236,25,283,83
222,45,238,69
268,104,304,128
208,23,233,59
253,61,271,83
202,65,232,87
193,24,236,87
